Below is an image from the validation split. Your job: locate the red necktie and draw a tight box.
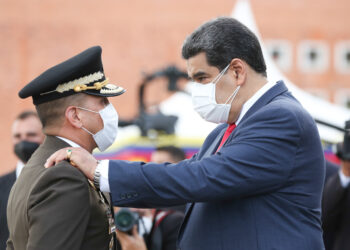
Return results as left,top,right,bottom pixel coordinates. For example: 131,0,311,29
216,123,236,152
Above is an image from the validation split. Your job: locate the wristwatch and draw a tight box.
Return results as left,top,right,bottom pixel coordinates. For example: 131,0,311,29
93,165,101,190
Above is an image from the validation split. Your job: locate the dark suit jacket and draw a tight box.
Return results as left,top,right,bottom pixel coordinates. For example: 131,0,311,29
322,160,339,250
107,81,326,249
6,136,113,250
147,210,184,250
325,160,339,182
116,210,184,250
322,161,350,250
0,171,16,250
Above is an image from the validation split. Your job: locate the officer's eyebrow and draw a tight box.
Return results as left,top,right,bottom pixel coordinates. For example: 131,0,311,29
189,71,207,81
26,132,39,137
13,133,20,139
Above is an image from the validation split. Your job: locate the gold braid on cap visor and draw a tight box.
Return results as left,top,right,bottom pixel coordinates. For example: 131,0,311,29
73,78,108,92
40,71,122,95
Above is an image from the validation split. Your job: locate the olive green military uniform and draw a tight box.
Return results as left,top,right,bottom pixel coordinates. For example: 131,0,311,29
6,136,114,250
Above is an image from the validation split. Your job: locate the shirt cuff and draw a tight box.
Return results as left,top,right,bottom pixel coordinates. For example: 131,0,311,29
97,160,110,193
338,170,350,188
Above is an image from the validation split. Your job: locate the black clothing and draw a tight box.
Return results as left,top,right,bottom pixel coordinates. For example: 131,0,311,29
0,171,16,250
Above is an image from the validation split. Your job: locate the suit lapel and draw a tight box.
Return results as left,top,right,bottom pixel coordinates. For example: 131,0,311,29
219,81,289,149
202,128,227,157
239,81,288,126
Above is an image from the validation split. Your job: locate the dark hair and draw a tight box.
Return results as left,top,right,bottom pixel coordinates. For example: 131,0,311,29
182,17,267,76
155,146,186,163
35,93,86,129
16,110,39,120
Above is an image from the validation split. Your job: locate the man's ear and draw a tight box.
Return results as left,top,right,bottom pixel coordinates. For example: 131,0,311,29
65,106,83,129
229,58,247,86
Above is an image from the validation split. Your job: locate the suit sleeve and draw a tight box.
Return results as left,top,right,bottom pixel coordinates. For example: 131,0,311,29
26,162,90,250
322,173,348,233
109,105,302,207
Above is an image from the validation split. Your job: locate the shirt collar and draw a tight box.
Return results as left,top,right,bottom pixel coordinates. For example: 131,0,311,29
56,136,82,148
235,81,276,125
16,161,24,178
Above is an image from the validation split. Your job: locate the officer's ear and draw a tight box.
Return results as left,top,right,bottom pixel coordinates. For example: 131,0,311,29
65,106,83,129
229,58,246,86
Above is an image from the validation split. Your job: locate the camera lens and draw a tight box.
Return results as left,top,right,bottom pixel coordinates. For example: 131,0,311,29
114,208,138,233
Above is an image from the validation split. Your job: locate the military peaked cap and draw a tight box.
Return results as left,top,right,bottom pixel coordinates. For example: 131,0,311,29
19,46,125,105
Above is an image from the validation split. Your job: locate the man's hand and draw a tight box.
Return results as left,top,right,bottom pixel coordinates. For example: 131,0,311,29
116,226,147,250
45,147,98,180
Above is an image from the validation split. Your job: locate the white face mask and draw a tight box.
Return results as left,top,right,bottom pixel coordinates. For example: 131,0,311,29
191,64,240,124
78,103,119,152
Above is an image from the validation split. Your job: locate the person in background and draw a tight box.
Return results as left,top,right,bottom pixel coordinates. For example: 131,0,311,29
0,110,44,250
322,121,350,250
150,146,186,164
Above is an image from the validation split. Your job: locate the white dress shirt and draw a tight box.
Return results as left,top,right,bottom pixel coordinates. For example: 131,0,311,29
16,161,25,178
98,81,277,193
235,81,276,125
339,170,350,188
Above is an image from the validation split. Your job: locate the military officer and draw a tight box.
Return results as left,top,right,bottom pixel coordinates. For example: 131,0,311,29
6,46,125,250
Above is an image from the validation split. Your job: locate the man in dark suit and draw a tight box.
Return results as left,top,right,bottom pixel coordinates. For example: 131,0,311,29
7,46,125,250
0,111,44,250
0,173,15,250
46,18,325,250
322,124,350,250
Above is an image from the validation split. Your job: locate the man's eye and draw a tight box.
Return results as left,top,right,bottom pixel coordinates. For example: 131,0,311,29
197,77,206,83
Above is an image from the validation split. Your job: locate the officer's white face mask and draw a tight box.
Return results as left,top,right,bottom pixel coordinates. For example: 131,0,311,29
191,64,240,124
78,103,118,152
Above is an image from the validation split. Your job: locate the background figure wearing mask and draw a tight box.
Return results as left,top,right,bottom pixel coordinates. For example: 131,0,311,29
0,110,44,250
322,120,350,250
